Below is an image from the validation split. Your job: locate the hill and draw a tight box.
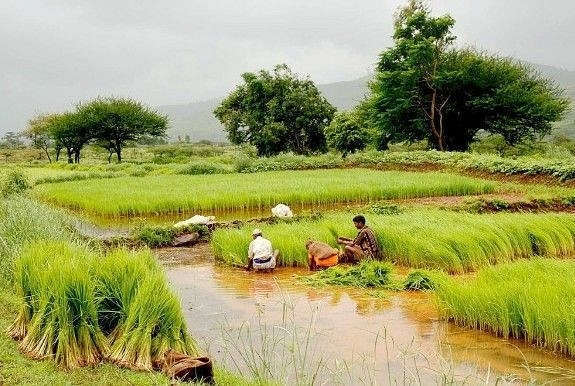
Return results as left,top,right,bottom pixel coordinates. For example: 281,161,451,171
158,64,575,143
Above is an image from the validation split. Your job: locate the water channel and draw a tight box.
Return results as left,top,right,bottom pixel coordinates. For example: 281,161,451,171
155,244,575,385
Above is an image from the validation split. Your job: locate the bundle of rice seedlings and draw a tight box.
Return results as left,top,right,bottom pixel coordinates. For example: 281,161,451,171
403,269,447,291
108,272,197,371
18,242,108,368
300,260,393,288
94,248,159,343
5,241,50,339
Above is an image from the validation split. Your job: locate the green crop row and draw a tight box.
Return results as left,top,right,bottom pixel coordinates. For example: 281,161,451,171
212,210,575,273
435,258,575,357
33,169,494,217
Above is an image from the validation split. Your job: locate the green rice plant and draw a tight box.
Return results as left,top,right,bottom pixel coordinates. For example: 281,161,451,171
213,210,575,273
18,241,109,369
32,169,495,217
5,241,52,339
94,248,160,343
299,260,393,288
435,258,575,357
402,269,448,291
108,271,197,371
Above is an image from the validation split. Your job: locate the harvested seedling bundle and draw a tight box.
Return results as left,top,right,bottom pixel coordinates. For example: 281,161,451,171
108,272,197,370
16,241,108,368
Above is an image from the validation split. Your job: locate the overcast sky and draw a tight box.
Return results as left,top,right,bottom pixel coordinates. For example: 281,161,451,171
1,0,574,134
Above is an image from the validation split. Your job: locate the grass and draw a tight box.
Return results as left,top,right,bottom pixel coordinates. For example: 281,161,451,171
32,169,495,217
435,258,575,357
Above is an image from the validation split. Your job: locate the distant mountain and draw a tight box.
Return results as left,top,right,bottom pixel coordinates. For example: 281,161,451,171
158,64,575,142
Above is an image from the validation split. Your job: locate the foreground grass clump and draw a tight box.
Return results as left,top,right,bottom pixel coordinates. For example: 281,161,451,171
7,242,196,370
435,259,575,357
0,196,78,283
212,210,575,273
32,169,495,217
299,260,393,288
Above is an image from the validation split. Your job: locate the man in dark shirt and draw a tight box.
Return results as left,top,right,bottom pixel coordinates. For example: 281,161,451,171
338,215,382,262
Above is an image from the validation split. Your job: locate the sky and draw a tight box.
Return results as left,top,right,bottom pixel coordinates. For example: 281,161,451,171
1,0,574,134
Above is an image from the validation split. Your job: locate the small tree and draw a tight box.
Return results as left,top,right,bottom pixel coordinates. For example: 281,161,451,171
214,64,336,156
324,111,370,157
76,97,168,163
23,113,55,163
48,112,91,163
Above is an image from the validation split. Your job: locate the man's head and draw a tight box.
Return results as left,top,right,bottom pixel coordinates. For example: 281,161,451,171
252,228,262,238
352,214,366,230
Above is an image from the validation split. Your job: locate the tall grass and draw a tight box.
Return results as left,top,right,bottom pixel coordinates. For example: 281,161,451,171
212,210,575,273
33,169,495,217
0,196,78,284
435,258,575,357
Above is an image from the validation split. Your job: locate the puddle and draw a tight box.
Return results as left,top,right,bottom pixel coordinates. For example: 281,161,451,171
157,245,575,385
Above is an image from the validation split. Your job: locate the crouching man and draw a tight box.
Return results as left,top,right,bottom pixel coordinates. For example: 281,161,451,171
246,228,279,272
305,240,339,271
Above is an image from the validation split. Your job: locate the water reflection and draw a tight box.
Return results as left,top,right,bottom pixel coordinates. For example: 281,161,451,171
159,245,575,385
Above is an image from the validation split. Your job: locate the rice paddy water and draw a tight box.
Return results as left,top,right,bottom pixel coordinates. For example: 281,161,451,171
158,245,575,384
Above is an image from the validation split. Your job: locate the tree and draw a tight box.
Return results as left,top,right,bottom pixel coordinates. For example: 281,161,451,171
324,111,370,157
363,0,570,151
49,112,91,163
214,64,336,156
76,97,168,162
23,113,56,162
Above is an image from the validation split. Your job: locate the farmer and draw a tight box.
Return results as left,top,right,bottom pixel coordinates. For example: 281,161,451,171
337,215,382,262
245,228,279,271
305,240,339,271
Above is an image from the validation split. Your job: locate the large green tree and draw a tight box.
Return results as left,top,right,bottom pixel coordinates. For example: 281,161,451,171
76,97,168,162
362,0,570,151
214,64,336,156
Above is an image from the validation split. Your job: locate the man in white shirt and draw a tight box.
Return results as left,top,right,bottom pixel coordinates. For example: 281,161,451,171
246,228,279,271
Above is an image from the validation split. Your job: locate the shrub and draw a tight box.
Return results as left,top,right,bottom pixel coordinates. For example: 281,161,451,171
1,169,31,196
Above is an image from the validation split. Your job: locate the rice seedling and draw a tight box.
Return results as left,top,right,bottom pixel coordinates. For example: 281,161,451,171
435,258,575,358
94,248,160,342
32,169,495,217
403,269,447,291
108,271,197,371
212,209,575,273
17,241,109,369
299,260,394,288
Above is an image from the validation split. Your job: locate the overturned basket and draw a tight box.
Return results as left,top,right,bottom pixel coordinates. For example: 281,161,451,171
155,349,213,384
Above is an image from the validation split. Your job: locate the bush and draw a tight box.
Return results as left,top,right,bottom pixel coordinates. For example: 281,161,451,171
1,170,31,196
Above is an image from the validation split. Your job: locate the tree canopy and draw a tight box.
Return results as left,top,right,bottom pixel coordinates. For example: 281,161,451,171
25,97,167,163
214,64,336,156
361,0,570,151
324,111,370,157
76,97,168,162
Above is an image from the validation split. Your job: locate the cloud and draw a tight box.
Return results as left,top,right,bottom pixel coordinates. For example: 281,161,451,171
1,0,573,133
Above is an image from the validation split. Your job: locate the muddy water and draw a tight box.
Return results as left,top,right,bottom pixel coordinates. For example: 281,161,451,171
157,245,575,385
